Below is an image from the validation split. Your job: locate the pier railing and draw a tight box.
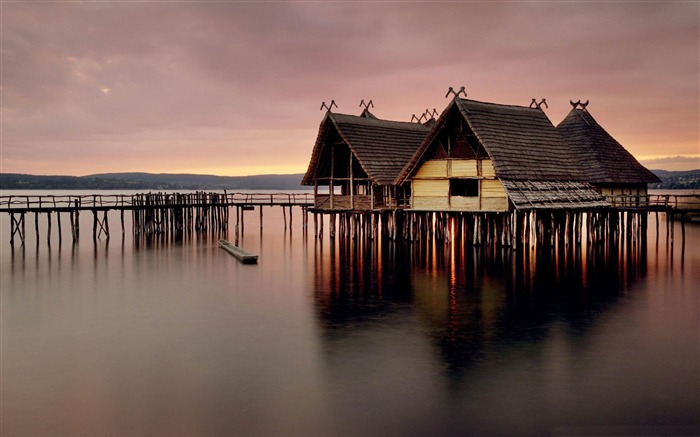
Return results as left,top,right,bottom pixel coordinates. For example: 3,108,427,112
0,192,314,212
2,192,698,213
605,194,700,211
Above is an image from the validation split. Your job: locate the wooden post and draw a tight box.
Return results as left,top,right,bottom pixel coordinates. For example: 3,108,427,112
104,210,110,239
681,212,686,247
260,205,264,232
9,213,25,245
330,145,335,210
350,151,354,211
235,206,240,242
92,210,98,240
55,212,62,243
35,212,39,243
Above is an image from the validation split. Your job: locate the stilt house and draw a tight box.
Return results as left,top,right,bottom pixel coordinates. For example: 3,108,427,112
555,104,660,206
302,109,429,211
397,98,609,212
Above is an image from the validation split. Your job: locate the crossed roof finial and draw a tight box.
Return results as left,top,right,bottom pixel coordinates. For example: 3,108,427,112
320,100,338,112
530,98,548,110
445,86,467,99
424,108,438,119
411,113,428,123
569,99,590,110
359,99,374,110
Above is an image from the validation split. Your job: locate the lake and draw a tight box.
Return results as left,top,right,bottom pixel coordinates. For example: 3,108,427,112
1,190,698,436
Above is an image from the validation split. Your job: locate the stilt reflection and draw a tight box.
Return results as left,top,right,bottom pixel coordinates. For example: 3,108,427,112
313,234,648,380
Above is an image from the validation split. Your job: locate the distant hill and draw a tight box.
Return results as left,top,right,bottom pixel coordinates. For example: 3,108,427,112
650,169,700,189
0,172,306,190
3,169,698,190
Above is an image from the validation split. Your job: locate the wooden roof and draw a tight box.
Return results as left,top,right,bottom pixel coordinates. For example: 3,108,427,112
398,98,586,183
302,112,429,186
556,108,660,184
502,180,609,210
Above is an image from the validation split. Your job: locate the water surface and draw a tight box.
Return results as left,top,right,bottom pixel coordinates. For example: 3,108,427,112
1,193,698,436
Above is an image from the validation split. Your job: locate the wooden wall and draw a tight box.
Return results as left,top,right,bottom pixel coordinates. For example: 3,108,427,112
412,159,508,212
598,184,649,207
598,185,647,197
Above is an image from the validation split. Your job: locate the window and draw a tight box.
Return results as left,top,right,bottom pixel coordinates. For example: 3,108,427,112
450,179,478,197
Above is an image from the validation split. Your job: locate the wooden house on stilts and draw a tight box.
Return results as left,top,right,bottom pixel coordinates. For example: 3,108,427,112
393,97,610,246
555,102,660,206
302,108,429,212
303,91,656,246
397,98,609,212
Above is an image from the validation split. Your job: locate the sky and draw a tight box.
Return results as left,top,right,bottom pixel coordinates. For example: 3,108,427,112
1,1,698,176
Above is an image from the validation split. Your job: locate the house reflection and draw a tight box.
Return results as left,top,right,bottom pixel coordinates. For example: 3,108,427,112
313,237,415,331
312,235,648,380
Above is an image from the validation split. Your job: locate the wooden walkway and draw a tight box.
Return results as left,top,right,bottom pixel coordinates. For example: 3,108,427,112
1,192,698,246
1,192,314,245
0,192,313,213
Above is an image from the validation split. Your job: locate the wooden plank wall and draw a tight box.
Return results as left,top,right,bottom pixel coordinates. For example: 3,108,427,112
600,185,649,207
412,159,508,212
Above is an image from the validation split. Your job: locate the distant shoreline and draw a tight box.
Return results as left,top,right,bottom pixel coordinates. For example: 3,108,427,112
1,169,698,190
0,172,306,191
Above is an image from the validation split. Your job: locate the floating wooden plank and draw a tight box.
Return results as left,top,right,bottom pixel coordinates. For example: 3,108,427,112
218,239,258,264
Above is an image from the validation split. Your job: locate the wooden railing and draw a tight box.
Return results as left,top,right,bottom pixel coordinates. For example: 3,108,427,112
0,192,314,212
606,194,700,211
314,195,372,211
3,192,698,213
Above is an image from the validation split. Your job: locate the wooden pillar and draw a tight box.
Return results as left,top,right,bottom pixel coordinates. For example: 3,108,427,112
330,145,335,209
260,205,264,232
57,211,62,243
350,150,354,211
9,213,26,246
92,210,98,240
103,210,110,239
47,212,52,244
34,212,39,243
282,205,286,230
120,209,125,236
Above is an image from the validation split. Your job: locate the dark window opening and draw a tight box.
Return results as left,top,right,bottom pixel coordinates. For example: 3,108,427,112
450,179,478,197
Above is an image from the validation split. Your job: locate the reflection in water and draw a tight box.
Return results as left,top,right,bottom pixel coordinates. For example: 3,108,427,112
2,207,698,437
314,235,647,380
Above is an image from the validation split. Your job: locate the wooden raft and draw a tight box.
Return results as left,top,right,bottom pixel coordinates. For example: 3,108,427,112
218,239,258,264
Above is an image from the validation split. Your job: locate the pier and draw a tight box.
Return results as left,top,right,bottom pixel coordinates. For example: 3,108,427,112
3,192,697,248
1,192,313,245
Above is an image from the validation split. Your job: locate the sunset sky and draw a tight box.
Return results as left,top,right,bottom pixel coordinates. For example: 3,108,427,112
2,1,698,176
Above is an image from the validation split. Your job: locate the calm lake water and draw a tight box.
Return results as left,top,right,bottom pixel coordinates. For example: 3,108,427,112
1,190,699,437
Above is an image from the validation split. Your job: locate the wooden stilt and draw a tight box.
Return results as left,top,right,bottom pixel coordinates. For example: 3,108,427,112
35,212,40,244
54,211,61,243
47,212,52,245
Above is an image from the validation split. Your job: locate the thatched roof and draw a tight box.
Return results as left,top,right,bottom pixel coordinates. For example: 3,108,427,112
502,180,609,210
556,108,660,184
398,98,586,183
302,112,429,186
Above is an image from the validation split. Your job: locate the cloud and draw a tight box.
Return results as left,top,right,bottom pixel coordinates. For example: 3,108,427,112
639,155,700,171
1,2,698,175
